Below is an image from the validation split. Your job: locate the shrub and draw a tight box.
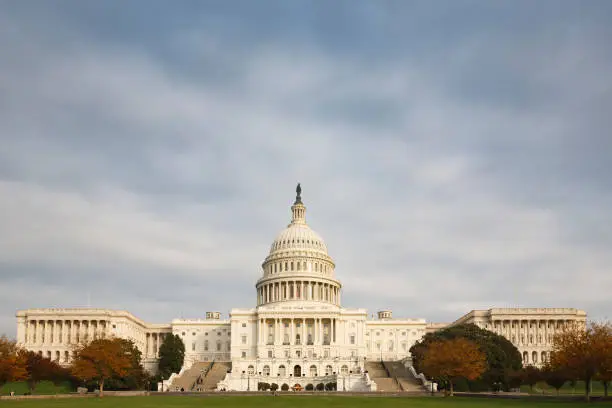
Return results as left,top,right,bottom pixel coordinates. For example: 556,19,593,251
270,383,278,391
316,382,325,391
258,382,270,391
305,383,314,391
325,382,336,391
281,383,289,391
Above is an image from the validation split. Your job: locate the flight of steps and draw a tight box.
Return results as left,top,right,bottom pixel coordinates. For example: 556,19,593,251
383,361,426,393
365,361,400,392
169,362,212,392
202,361,232,391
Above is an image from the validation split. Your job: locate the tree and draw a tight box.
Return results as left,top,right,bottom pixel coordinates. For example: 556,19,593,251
270,383,278,391
0,336,27,386
71,338,133,397
420,337,487,396
521,365,541,393
20,350,65,392
542,365,568,395
411,324,521,391
101,339,146,390
157,334,185,380
550,322,612,401
281,383,289,391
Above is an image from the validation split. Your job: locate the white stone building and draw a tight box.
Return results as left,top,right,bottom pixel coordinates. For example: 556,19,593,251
15,185,587,390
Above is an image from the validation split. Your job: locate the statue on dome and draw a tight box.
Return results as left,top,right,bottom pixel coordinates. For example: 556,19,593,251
295,183,302,204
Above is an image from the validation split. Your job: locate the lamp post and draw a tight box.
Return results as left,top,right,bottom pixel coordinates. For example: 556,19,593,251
430,377,434,396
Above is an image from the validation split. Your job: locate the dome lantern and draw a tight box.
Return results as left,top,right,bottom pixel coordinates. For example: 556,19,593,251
290,183,306,225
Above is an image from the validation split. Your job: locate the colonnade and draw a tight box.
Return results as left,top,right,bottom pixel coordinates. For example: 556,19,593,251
25,319,109,345
258,317,337,346
490,319,578,346
257,281,340,305
145,332,166,358
490,318,582,365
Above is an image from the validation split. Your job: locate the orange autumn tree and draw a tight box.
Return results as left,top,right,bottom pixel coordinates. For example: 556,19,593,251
0,335,27,386
71,338,132,397
421,337,486,396
550,322,612,401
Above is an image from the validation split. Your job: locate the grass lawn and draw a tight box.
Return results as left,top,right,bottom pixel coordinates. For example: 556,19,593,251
521,381,608,395
2,396,611,408
0,381,73,395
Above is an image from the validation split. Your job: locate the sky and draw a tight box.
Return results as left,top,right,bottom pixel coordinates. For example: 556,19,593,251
1,1,611,337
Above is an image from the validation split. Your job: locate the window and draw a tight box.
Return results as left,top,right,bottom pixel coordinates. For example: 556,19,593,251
192,342,196,351
216,341,221,351
192,332,196,336
242,323,247,328
268,350,273,358
350,335,355,345
341,365,349,375
263,365,270,376
325,365,333,376
182,332,185,336
241,351,246,358
204,340,208,351
205,332,208,336
279,365,286,377
248,365,255,375
241,335,247,344
309,365,317,376
217,332,221,336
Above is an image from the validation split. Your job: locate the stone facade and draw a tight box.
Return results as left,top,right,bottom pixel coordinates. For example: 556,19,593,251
450,308,587,366
15,186,587,389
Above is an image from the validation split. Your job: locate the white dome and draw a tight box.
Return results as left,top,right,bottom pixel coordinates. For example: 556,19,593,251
256,185,341,308
269,223,328,257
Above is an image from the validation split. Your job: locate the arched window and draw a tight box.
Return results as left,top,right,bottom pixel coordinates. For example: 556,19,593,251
523,351,528,363
341,365,349,375
310,365,317,377
541,351,547,363
283,333,289,345
284,262,288,271
303,261,306,270
388,340,394,351
248,365,255,374
325,365,333,376
291,262,294,270
296,334,301,345
297,262,301,271
279,365,286,377
263,365,270,376
216,341,221,351
307,334,313,345
532,351,538,364
315,263,318,272
226,341,230,350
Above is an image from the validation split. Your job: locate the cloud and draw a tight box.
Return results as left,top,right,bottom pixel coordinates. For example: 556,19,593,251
1,2,611,336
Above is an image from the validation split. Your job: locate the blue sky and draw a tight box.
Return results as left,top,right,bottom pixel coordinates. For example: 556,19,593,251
1,1,611,336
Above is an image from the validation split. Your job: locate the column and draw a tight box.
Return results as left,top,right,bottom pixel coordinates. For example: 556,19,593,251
301,318,306,345
290,319,295,345
276,318,280,344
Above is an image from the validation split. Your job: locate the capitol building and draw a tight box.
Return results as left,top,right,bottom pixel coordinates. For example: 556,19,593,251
15,185,587,391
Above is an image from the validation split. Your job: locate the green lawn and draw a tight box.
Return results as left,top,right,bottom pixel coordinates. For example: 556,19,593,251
1,396,611,408
520,381,608,395
0,381,73,395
